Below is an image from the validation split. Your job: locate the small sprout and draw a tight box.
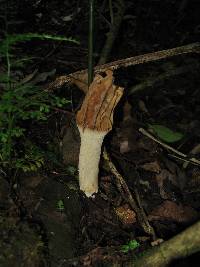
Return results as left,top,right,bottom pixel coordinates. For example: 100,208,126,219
121,240,140,253
121,245,130,253
128,240,140,250
66,165,77,176
56,200,65,212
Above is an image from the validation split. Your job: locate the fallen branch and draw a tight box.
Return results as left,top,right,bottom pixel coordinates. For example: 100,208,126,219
47,42,200,92
130,220,200,267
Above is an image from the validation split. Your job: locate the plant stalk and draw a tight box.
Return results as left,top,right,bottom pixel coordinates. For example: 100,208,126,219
88,0,95,85
5,35,14,173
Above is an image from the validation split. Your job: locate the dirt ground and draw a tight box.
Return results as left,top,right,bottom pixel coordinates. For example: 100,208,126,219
0,0,200,266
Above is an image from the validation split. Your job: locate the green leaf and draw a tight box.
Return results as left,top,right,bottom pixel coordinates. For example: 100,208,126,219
66,165,77,176
56,200,65,211
128,240,140,250
121,245,130,253
0,33,79,54
0,133,9,143
148,124,184,143
121,240,140,253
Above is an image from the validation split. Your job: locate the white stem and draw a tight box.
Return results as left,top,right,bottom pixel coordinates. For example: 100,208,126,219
78,126,107,197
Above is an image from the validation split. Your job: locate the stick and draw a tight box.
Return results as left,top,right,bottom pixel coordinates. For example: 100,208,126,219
47,42,200,91
139,128,200,166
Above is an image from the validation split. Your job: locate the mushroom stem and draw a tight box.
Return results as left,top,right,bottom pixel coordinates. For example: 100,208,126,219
78,126,107,197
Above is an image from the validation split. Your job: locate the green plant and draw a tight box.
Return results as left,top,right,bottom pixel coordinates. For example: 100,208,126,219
121,240,140,253
0,33,79,176
56,199,65,212
148,124,184,143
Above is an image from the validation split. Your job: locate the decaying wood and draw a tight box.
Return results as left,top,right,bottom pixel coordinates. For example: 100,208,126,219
76,69,123,131
47,42,200,92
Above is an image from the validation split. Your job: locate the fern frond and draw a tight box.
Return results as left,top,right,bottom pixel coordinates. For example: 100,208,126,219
0,33,79,54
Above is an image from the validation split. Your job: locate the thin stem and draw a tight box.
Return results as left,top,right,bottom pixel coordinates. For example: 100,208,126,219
88,0,95,85
109,0,114,24
7,115,14,169
6,41,11,79
139,128,200,166
5,19,13,172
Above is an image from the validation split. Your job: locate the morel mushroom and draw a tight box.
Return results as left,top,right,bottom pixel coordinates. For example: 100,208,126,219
76,69,124,197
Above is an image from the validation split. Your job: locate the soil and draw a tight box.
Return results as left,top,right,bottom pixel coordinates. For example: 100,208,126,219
0,0,200,266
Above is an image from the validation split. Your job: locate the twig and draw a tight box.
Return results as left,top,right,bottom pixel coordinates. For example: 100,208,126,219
103,148,156,239
51,107,73,114
47,42,200,91
109,0,114,24
139,128,200,166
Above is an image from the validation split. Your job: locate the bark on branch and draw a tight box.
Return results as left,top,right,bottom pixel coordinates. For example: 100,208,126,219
47,42,200,92
127,220,200,267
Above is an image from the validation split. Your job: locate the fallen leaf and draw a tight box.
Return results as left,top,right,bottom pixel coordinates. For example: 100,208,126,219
148,200,198,223
155,169,178,199
148,124,184,143
19,69,38,84
115,204,136,225
62,14,73,22
151,238,164,247
31,69,56,84
62,8,81,22
140,161,161,173
120,140,130,154
20,175,45,189
138,100,149,114
119,101,136,154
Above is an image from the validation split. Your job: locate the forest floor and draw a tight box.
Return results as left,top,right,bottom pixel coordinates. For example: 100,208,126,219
0,1,200,266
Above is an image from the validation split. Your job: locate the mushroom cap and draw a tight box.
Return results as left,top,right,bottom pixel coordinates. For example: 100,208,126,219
76,70,124,132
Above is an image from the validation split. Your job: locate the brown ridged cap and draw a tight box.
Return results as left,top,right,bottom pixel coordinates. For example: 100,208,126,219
76,69,124,132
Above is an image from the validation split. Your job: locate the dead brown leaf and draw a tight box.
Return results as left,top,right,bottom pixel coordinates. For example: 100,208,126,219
115,204,136,225
31,69,56,84
140,161,161,173
151,238,164,247
155,169,178,199
20,175,45,189
148,200,198,223
81,247,121,267
19,69,38,84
